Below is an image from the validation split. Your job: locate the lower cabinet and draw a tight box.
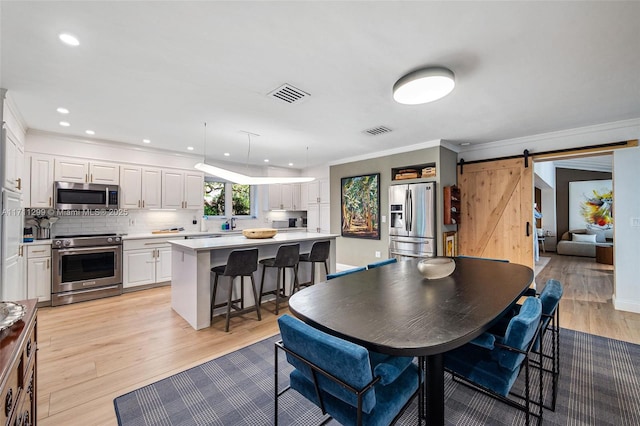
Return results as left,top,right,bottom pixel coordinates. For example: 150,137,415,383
0,300,37,426
123,238,179,288
26,244,51,303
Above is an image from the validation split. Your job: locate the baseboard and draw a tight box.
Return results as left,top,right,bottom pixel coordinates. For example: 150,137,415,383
612,295,640,314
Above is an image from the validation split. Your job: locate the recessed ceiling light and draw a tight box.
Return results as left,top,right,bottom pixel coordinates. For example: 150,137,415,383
187,146,194,151
393,66,455,105
59,33,80,46
288,163,294,167
143,139,151,144
264,159,269,163
85,130,95,135
223,152,230,157
460,142,471,146
59,121,70,127
57,107,69,114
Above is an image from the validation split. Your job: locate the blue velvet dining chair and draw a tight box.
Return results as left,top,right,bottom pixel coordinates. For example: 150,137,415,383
275,314,420,426
444,297,543,425
489,279,564,411
366,258,397,269
326,266,367,280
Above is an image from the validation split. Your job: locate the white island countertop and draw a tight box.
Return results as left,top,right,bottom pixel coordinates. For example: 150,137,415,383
168,231,338,252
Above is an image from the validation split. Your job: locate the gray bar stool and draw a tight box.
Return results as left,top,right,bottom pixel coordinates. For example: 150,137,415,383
258,243,300,315
211,248,261,332
298,240,330,288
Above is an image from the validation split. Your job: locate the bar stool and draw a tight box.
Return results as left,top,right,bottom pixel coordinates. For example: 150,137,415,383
298,240,330,289
258,243,300,315
211,248,261,332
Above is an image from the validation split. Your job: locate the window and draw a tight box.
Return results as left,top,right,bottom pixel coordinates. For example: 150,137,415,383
204,180,254,217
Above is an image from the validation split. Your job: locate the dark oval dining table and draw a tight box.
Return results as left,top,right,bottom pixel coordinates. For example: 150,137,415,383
288,256,534,425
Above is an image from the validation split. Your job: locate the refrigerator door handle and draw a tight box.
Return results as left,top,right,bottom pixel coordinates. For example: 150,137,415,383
408,190,413,232
405,189,410,232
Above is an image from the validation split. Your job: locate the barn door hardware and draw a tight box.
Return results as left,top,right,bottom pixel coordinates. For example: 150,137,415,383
459,158,465,175
523,149,530,168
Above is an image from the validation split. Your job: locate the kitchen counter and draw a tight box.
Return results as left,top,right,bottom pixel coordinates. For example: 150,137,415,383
122,228,307,240
169,232,338,330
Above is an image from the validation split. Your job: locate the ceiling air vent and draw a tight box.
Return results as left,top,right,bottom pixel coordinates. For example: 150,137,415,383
268,84,310,104
364,126,392,136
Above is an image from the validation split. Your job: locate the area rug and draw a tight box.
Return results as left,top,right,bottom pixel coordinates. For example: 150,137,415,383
114,329,640,425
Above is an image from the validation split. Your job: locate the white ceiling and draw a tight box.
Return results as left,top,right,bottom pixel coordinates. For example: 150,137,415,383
2,1,639,169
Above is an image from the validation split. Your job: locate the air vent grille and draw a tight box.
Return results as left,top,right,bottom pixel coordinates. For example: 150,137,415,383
268,84,310,104
364,126,392,136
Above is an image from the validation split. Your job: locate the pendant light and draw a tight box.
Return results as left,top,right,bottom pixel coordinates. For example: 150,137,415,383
194,124,315,184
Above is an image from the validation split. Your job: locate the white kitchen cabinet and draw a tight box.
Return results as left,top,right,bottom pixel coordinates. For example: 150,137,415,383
308,178,330,204
306,178,330,233
2,125,24,193
268,183,302,210
120,165,162,209
299,183,309,211
123,238,180,288
162,170,203,209
29,154,55,208
26,244,51,302
1,189,25,301
54,157,119,184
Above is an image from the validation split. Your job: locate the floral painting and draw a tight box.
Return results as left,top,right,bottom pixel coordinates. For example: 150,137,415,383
569,180,613,231
341,173,380,239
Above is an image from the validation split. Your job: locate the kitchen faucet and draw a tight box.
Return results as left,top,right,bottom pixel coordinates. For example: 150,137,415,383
230,217,236,230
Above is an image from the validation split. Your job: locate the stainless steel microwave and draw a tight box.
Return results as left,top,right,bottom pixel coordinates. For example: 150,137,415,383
55,182,119,210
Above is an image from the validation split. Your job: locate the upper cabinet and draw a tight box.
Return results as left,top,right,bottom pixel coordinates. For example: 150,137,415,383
29,154,55,208
120,165,162,209
162,170,203,209
308,178,330,204
268,183,303,211
2,124,25,193
54,157,119,184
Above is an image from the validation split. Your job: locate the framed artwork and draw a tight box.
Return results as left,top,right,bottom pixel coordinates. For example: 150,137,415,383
568,180,613,231
443,231,457,257
340,173,380,239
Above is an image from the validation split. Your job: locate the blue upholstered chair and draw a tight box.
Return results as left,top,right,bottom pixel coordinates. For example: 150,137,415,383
489,279,564,410
444,297,543,425
366,258,397,269
275,314,420,426
326,266,367,280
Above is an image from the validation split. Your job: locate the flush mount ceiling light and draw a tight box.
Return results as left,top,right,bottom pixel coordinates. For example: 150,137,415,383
393,66,455,105
59,33,80,46
194,124,314,185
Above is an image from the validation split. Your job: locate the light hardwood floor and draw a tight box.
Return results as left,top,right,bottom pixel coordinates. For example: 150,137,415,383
36,254,640,425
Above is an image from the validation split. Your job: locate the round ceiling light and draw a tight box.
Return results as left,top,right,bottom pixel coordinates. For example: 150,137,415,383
393,67,455,105
59,33,80,46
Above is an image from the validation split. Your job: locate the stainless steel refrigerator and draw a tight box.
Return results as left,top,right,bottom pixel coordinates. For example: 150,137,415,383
389,182,436,259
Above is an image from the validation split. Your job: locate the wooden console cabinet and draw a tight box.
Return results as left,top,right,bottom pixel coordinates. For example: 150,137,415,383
0,299,37,426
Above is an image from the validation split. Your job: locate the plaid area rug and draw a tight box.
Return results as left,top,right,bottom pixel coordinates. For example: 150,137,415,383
114,329,640,425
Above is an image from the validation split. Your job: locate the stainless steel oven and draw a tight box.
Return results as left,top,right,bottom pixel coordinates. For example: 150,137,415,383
52,234,123,306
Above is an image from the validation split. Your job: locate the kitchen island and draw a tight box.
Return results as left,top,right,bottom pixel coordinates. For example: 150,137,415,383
168,232,339,330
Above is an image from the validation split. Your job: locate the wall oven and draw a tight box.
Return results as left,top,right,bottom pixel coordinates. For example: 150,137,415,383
52,234,123,306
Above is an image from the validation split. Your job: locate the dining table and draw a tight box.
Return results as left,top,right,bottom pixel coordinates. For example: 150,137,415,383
287,256,534,425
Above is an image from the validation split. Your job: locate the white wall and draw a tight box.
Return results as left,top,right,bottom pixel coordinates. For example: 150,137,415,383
612,147,640,313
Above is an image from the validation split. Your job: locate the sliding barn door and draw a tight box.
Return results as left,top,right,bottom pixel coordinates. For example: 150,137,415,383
457,158,534,268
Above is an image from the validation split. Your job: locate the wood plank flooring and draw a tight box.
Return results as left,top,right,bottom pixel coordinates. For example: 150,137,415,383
36,254,640,425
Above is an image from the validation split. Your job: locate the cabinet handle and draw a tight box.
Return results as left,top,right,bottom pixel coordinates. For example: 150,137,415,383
91,173,93,182
46,258,50,269
49,196,52,207
16,177,21,190
142,200,145,208
138,200,141,208
31,249,45,253
85,173,88,183
4,388,12,416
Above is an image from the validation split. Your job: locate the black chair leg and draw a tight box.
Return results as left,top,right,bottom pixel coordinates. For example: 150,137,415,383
323,260,329,278
250,273,262,321
224,276,234,332
259,265,267,307
211,272,219,317
275,267,281,315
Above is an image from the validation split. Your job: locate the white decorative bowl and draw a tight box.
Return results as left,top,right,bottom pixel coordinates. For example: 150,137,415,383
417,257,456,279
